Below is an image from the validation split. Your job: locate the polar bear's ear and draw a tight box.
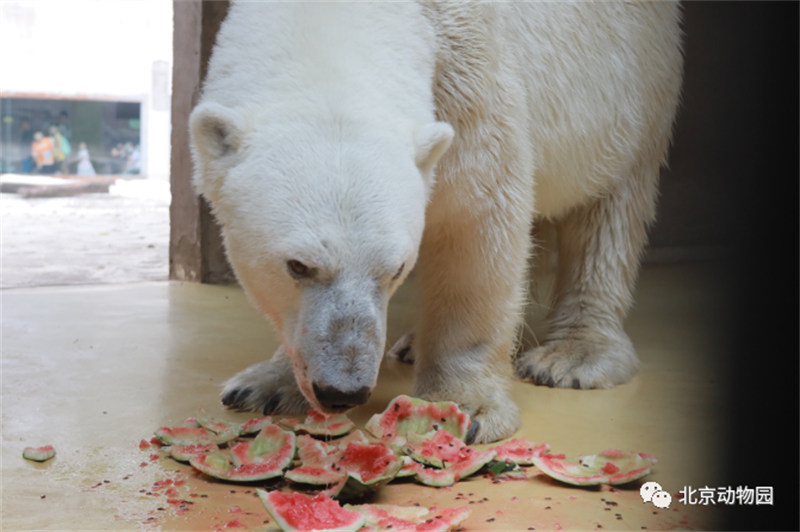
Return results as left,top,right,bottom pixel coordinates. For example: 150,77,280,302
414,122,454,174
189,102,244,160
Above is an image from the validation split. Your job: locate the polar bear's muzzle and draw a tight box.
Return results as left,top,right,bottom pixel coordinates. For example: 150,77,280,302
292,278,387,413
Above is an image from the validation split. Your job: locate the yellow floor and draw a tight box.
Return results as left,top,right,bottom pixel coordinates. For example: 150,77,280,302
3,263,732,530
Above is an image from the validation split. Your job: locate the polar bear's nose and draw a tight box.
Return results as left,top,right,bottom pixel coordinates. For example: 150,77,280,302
312,383,372,413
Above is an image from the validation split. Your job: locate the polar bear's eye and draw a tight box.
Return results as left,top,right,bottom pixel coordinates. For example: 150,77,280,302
287,260,312,280
391,263,405,282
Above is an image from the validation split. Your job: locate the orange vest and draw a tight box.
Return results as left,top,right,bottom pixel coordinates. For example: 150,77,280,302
33,137,55,166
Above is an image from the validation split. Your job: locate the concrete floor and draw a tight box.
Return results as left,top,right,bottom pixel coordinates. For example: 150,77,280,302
2,263,734,530
0,180,170,289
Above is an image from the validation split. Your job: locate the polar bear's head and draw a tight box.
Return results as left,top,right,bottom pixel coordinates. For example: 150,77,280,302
190,102,453,413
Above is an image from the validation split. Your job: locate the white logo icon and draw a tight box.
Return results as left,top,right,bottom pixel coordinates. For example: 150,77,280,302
640,481,662,503
651,490,672,509
640,481,671,509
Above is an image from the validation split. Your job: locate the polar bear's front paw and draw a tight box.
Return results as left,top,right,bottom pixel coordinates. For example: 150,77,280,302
221,359,309,415
514,330,639,389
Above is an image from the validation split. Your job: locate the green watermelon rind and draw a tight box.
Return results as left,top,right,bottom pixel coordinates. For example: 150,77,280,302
196,408,241,440
364,395,471,449
532,449,657,486
22,445,56,462
164,443,219,462
489,438,550,466
292,410,356,438
154,425,237,446
230,424,295,467
257,489,366,532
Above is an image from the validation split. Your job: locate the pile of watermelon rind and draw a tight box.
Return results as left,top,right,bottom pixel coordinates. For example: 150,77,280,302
151,396,658,531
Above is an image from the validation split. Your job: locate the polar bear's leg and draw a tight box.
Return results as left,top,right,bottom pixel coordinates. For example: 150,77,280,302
515,169,658,389
221,346,310,414
412,168,534,444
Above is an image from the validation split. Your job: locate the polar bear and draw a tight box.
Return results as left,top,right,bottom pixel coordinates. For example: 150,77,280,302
190,1,683,444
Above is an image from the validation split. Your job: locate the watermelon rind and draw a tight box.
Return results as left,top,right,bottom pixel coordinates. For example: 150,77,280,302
365,395,471,449
23,445,56,462
347,503,471,532
401,430,496,487
165,443,219,462
489,438,549,466
257,489,366,532
286,435,346,487
291,410,356,438
155,425,237,446
239,415,273,435
196,408,241,441
189,424,296,482
532,449,657,486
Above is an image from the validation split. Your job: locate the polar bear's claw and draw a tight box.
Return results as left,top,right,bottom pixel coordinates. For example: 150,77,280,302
221,387,252,410
220,348,310,415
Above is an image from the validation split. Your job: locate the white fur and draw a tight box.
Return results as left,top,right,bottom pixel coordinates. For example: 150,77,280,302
190,1,683,443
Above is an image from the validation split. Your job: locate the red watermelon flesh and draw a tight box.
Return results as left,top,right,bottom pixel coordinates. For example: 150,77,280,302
532,449,657,486
239,415,273,435
404,430,481,468
490,438,550,465
258,489,365,532
338,442,402,483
